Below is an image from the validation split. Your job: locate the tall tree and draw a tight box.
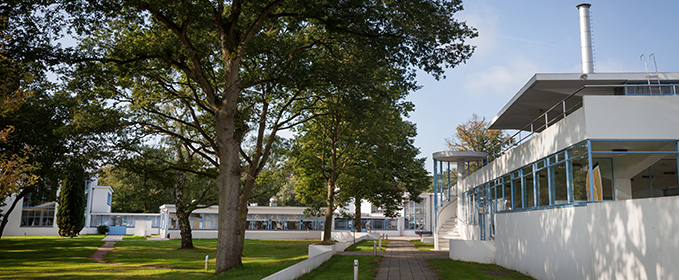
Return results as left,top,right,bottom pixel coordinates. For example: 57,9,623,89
100,144,217,249
0,3,126,238
72,0,476,272
56,162,87,237
446,114,512,162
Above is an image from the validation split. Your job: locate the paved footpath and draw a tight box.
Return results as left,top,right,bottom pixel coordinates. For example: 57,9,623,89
375,238,448,280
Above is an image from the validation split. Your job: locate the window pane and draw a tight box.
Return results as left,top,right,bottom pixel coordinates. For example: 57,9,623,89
524,172,535,208
537,167,550,206
572,155,589,202
512,173,522,209
554,162,568,205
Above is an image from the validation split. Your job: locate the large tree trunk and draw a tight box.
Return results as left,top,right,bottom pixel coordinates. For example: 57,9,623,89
173,165,194,249
237,181,253,253
353,197,362,233
323,180,335,241
214,87,245,273
0,189,27,239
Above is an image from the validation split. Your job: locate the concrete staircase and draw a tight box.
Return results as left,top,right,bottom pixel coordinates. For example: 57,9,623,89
436,217,461,251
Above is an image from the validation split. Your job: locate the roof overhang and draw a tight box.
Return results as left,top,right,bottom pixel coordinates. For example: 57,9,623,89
433,151,488,162
488,72,679,131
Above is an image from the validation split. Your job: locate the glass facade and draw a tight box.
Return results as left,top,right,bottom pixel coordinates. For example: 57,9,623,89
166,213,325,231
404,200,426,230
333,218,398,231
21,202,56,227
90,214,161,228
461,140,679,240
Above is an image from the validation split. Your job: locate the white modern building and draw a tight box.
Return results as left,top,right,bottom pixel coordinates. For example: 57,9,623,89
3,174,437,239
1,177,160,236
158,193,436,240
433,4,679,279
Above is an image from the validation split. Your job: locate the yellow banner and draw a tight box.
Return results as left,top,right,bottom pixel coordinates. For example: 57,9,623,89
586,163,603,201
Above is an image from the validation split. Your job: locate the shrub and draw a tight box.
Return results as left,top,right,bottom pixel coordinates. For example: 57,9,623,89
97,225,109,234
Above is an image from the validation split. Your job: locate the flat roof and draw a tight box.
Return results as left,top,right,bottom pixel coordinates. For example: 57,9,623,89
488,72,679,130
433,151,488,162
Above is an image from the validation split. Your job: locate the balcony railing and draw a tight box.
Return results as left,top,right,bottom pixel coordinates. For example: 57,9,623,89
500,83,679,154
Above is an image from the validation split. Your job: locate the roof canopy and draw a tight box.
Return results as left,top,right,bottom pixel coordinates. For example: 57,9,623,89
488,72,679,131
433,151,488,163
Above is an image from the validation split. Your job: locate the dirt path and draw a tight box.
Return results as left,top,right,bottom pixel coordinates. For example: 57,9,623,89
89,237,197,271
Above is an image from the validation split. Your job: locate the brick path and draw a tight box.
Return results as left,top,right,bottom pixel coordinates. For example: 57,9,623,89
375,238,447,280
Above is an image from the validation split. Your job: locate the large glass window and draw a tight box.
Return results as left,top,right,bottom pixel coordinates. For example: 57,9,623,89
21,202,56,227
251,214,268,230
405,199,426,230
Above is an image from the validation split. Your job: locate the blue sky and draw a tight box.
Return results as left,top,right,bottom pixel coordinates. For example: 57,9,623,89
408,0,679,172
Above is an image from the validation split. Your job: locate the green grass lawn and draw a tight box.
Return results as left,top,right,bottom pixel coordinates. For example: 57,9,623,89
296,255,381,280
429,259,535,280
108,238,316,279
345,239,388,252
0,235,315,280
410,239,435,251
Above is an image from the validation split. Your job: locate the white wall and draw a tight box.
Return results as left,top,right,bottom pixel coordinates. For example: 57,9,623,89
496,206,592,280
1,195,59,236
495,196,679,280
90,186,112,213
587,196,679,280
584,95,679,140
450,240,495,264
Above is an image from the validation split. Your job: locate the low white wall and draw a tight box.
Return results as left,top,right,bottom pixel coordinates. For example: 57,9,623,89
262,250,334,280
495,196,679,280
330,232,379,242
450,240,495,264
268,232,372,279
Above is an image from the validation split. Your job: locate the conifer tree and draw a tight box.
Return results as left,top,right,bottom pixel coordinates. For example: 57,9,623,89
57,164,86,237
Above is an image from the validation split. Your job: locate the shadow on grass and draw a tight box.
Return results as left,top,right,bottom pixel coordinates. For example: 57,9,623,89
428,259,535,280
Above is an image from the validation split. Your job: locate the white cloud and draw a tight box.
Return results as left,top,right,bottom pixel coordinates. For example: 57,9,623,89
463,57,541,99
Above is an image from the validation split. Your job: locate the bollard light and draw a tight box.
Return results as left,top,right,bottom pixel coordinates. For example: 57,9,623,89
354,259,359,280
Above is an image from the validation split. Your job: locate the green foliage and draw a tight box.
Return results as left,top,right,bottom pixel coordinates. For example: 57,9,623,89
446,114,512,162
96,225,109,234
57,163,87,237
428,259,535,280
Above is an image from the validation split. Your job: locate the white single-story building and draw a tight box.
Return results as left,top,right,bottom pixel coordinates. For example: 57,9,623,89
159,193,436,240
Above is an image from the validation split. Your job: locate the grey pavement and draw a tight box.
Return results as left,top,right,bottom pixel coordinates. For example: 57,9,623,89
375,238,448,280
102,235,124,241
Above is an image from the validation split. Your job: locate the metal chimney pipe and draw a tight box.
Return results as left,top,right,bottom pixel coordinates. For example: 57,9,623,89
577,3,594,74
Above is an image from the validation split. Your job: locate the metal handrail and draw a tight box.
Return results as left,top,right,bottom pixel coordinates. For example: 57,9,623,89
499,83,679,154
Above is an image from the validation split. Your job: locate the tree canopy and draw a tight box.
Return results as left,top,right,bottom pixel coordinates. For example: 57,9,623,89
3,0,476,272
446,114,511,161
